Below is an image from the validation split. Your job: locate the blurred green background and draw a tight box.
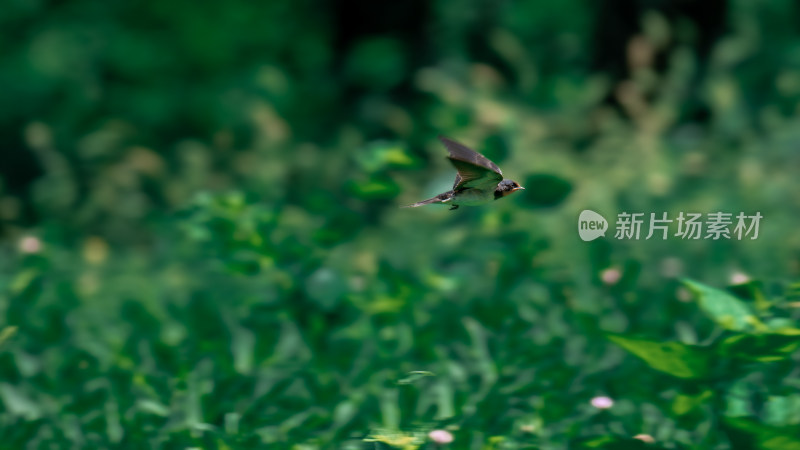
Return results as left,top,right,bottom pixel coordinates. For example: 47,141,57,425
2,0,800,448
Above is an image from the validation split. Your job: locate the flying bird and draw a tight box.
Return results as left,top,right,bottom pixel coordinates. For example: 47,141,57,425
404,136,524,210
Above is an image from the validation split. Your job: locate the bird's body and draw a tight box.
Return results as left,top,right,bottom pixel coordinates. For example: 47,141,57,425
404,136,524,210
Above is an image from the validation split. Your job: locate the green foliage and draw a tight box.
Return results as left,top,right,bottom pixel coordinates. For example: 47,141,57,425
2,0,800,448
609,279,800,448
682,279,764,332
724,418,800,450
578,436,669,450
720,333,800,362
671,391,713,416
606,335,711,379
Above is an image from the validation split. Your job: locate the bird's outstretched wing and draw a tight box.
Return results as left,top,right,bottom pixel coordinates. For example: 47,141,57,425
438,136,503,190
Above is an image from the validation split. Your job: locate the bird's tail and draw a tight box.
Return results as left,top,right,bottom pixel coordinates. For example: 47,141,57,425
401,191,453,208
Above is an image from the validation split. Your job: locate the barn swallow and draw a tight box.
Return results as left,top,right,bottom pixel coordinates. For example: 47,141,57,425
403,136,524,210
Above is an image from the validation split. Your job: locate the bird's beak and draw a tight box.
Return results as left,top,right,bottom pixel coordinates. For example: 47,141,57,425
512,186,525,191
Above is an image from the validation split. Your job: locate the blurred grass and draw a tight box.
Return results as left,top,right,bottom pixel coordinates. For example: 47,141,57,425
2,0,800,448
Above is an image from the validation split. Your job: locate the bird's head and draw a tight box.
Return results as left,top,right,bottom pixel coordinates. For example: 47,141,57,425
494,179,525,199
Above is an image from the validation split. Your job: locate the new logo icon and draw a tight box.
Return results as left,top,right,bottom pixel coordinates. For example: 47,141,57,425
579,210,608,241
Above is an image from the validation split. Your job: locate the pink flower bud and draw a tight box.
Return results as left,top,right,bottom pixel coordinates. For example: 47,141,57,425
18,236,42,254
601,268,622,285
428,429,454,444
590,396,614,409
730,272,750,285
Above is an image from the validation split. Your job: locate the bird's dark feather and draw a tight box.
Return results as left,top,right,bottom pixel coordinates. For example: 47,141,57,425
438,136,503,190
438,136,502,174
447,158,503,191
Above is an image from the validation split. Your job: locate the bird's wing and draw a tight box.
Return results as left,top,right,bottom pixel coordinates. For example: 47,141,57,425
438,136,503,190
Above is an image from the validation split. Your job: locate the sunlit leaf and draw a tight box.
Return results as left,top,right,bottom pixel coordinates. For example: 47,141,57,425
346,176,401,200
364,429,424,449
607,334,711,379
682,279,765,332
672,390,713,415
356,141,416,172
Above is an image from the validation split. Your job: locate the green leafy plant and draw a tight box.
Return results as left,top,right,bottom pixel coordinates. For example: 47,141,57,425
608,279,800,449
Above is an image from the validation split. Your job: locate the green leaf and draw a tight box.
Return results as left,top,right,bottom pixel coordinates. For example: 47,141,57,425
364,429,424,448
764,395,800,426
356,141,415,172
720,333,800,362
346,176,401,200
10,269,40,296
607,335,711,379
725,417,800,450
766,322,800,336
682,279,764,332
728,280,771,312
672,390,713,415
